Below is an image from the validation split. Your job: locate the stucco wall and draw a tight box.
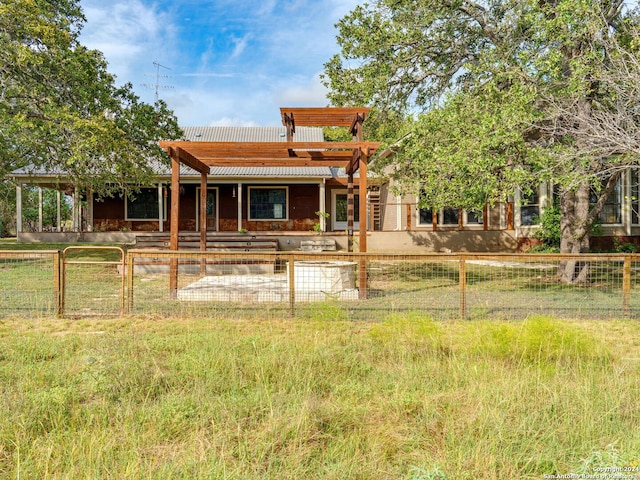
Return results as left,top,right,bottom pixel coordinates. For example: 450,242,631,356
367,230,518,252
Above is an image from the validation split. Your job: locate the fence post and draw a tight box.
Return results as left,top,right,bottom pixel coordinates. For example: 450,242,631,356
60,249,66,317
623,256,631,317
359,258,368,299
54,250,61,317
127,250,134,314
459,256,467,319
288,255,295,318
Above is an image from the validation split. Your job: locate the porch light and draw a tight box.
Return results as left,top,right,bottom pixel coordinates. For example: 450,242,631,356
232,186,236,198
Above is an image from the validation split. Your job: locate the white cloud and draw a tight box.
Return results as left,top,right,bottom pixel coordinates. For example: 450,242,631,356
77,0,362,125
230,33,252,60
80,0,173,81
275,73,329,106
208,117,260,127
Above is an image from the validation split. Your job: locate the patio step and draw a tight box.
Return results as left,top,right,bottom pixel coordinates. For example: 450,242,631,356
133,233,278,252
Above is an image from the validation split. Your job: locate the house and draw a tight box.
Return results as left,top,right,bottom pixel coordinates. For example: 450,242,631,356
12,107,377,252
11,104,635,252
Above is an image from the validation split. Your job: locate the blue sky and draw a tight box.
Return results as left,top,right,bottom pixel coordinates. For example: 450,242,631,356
78,0,361,127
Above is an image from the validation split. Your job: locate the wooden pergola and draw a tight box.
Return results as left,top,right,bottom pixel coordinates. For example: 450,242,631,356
158,107,379,294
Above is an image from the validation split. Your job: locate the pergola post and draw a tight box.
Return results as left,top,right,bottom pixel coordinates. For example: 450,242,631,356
38,187,43,232
169,149,180,298
200,172,207,275
359,153,368,253
347,174,354,252
166,146,211,297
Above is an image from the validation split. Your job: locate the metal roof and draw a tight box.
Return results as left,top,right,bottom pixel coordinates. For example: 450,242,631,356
11,126,362,180
181,126,323,142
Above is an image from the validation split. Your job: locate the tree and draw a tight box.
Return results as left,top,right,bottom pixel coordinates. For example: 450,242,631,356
324,0,640,284
0,0,182,197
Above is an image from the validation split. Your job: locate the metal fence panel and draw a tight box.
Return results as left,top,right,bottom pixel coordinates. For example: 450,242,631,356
1,249,639,320
0,251,59,318
61,247,125,317
126,251,640,321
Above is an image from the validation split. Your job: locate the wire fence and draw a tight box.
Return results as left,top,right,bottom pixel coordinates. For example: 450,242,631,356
1,249,639,320
0,250,60,317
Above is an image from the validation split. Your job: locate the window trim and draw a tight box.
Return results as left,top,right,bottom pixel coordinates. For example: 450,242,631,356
332,189,360,231
593,177,623,226
417,207,484,228
247,186,289,221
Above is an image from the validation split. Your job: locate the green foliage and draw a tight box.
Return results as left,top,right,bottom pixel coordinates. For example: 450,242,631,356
471,316,612,365
532,205,561,250
325,0,640,262
0,0,182,195
611,237,638,253
312,210,330,233
369,312,441,344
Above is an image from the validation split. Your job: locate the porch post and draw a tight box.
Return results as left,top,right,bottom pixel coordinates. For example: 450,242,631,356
237,183,243,231
319,179,326,232
73,186,80,232
56,190,61,232
16,183,22,234
38,187,43,232
157,183,164,233
86,189,93,232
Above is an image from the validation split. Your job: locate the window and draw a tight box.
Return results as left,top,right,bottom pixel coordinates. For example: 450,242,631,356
465,210,483,225
592,177,622,225
419,208,433,225
418,207,483,227
249,187,288,220
125,188,165,220
332,191,360,230
441,208,459,226
520,189,540,226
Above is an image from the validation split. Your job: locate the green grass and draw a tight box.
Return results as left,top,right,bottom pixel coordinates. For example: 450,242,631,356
0,315,639,479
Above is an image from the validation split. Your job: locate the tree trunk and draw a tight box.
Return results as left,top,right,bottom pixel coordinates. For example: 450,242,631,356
559,182,591,285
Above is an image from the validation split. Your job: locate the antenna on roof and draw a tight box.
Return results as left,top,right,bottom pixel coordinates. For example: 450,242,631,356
141,61,174,104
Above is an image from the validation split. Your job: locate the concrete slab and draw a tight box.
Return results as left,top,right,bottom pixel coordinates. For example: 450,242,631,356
177,274,359,302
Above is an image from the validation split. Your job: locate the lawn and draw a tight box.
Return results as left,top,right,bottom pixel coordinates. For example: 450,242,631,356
0,315,638,479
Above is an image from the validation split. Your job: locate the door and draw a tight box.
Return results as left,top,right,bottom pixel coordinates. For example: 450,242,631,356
197,187,218,231
206,189,216,230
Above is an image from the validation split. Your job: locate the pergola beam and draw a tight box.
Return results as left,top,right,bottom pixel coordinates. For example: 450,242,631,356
173,147,210,175
279,107,370,127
